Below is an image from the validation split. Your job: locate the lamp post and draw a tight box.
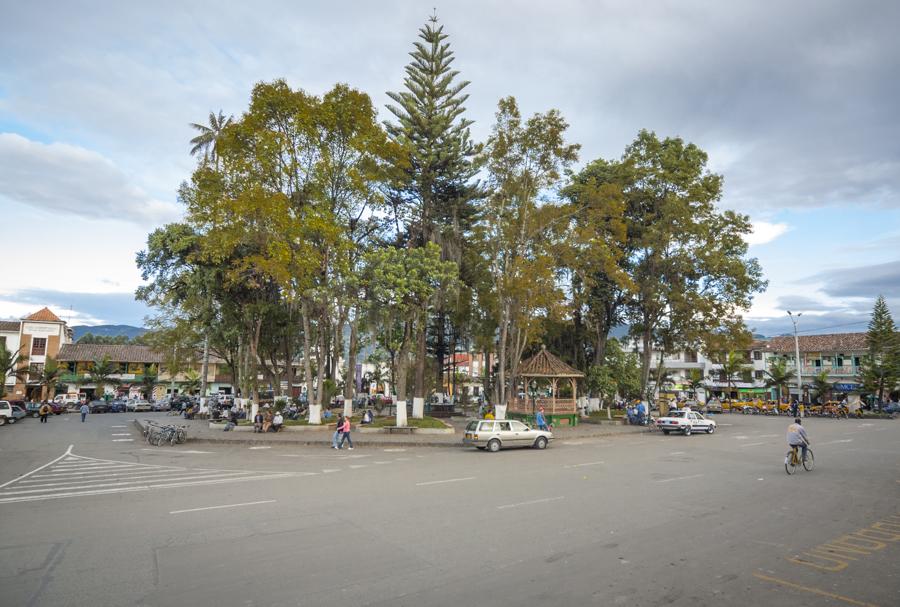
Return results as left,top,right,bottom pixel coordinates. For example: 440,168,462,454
529,380,537,418
787,311,803,407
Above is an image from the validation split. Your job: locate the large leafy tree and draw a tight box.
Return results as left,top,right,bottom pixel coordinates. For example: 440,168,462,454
476,96,579,405
189,110,233,165
89,356,120,398
858,295,899,404
0,341,28,399
608,130,766,393
715,350,751,398
385,14,479,407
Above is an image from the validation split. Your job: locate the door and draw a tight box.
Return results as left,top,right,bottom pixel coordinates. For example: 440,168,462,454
509,420,531,445
496,421,515,445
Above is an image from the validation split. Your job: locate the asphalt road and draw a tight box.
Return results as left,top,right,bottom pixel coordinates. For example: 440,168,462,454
1,411,898,607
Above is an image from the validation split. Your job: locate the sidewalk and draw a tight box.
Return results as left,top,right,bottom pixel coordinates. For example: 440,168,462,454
132,417,644,448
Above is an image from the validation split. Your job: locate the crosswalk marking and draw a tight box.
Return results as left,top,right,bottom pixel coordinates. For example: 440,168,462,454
0,450,292,504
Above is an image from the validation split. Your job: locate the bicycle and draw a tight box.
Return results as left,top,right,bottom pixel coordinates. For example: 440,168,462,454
785,444,814,475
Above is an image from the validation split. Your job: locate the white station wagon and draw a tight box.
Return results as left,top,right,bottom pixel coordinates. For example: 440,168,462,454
656,410,717,436
463,419,552,452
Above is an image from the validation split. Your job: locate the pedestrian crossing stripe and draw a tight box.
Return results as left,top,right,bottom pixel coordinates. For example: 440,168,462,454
0,447,295,504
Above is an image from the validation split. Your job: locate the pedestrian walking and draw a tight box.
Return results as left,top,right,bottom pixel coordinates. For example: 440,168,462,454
39,402,52,423
535,406,549,431
338,415,353,450
332,415,344,449
80,402,89,422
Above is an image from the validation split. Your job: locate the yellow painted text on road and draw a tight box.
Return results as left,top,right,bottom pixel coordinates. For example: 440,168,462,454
787,514,900,572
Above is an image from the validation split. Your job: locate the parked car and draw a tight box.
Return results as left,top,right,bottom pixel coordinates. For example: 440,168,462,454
127,400,152,412
703,399,723,414
10,405,27,422
152,400,171,412
108,399,127,413
656,410,717,435
0,400,20,425
463,419,552,452
89,400,110,414
882,402,900,414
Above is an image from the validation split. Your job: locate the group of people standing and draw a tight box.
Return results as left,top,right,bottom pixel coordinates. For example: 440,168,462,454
331,415,354,449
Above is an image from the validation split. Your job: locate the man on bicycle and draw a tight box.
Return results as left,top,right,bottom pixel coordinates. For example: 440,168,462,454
786,418,810,462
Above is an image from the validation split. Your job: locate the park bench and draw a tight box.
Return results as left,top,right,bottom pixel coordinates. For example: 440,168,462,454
385,426,415,434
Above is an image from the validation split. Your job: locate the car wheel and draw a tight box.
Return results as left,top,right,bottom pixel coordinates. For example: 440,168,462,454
534,436,548,450
0,417,7,426
9,418,15,424
707,424,715,434
662,429,670,435
33,412,40,418
487,439,501,453
683,426,692,436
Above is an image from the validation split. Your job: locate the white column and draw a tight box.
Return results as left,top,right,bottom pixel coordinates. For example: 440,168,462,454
412,397,425,419
308,404,322,425
343,398,353,419
396,400,408,426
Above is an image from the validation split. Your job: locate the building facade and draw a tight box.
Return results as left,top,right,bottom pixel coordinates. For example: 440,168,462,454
2,308,73,400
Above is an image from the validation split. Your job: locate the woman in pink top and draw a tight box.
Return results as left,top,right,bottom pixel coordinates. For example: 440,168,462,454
338,416,353,450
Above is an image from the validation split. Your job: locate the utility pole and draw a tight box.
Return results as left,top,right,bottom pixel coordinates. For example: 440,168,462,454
787,311,803,407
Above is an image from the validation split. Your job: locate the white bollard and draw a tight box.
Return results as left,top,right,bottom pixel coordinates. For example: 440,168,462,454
412,397,425,419
396,400,408,427
308,404,322,425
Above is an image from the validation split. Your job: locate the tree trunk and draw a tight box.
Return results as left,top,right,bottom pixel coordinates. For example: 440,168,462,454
498,306,509,405
640,326,653,399
412,311,427,418
301,299,316,419
343,311,359,418
395,321,412,426
199,332,210,398
316,310,327,407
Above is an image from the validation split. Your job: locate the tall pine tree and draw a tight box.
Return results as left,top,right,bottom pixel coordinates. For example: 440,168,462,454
859,295,899,404
385,13,479,413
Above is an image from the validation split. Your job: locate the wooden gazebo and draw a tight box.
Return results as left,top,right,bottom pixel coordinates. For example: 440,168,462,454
508,346,584,426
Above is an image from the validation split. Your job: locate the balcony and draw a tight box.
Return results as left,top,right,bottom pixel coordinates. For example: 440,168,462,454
801,366,858,377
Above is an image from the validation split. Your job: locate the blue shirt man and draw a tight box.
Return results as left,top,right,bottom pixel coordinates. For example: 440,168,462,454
80,403,89,422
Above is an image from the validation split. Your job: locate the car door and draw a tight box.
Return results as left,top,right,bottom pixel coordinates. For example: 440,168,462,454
496,421,515,446
509,420,531,445
689,412,706,431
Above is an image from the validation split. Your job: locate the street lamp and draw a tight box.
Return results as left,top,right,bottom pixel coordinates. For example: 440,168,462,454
529,380,538,418
787,311,803,406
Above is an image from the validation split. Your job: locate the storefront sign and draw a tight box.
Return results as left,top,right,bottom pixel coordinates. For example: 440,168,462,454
22,322,59,337
834,383,860,392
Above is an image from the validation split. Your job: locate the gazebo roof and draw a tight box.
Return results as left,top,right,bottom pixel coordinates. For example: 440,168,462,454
518,346,584,378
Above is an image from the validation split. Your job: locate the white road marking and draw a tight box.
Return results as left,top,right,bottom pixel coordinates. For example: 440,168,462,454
0,444,73,490
416,477,475,487
348,464,368,469
112,439,134,442
110,426,128,428
169,499,276,514
740,442,766,447
823,439,854,444
656,474,704,483
111,433,132,436
248,446,271,450
669,451,686,456
178,450,213,454
322,469,340,473
758,434,779,438
278,454,301,458
564,461,605,469
562,441,585,445
373,461,391,464
734,435,750,440
383,448,406,452
497,496,565,510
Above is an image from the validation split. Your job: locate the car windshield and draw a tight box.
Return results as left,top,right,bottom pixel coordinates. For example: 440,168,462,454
668,411,687,418
465,421,478,431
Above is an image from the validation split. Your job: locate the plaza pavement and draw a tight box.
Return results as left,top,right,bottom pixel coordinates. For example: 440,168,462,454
0,410,897,606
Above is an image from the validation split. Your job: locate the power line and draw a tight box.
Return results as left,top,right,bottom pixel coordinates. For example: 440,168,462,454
795,320,869,334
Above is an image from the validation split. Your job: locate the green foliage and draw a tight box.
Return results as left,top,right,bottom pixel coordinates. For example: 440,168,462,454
587,339,641,402
858,295,900,402
0,341,27,398
141,364,160,399
812,370,832,403
764,357,795,401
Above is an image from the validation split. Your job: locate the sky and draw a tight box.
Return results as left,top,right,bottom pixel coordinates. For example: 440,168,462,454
1,0,898,336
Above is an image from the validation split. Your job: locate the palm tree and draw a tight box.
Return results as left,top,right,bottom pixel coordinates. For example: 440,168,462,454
140,364,160,400
189,110,233,165
182,369,201,395
686,368,705,400
717,350,751,398
89,356,120,399
37,356,65,401
0,341,27,398
812,370,832,404
764,357,796,402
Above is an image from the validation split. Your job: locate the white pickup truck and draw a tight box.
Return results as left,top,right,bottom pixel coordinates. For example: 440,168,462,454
0,400,16,426
656,409,717,436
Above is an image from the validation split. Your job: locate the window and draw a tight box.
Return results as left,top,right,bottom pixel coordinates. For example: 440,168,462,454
814,360,822,368
753,351,762,361
684,350,698,363
497,422,511,431
754,370,763,380
30,363,44,376
31,337,46,356
853,356,861,367
511,421,527,431
479,422,496,432
836,357,843,367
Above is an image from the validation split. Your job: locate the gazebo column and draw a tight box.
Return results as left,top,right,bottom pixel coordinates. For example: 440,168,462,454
551,378,558,414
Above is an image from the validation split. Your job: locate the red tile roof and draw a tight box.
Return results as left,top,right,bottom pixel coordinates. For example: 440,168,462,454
763,333,868,353
0,320,20,332
57,344,164,363
24,307,63,322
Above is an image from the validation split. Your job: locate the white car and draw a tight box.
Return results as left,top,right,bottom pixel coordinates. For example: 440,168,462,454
656,410,717,436
127,400,152,412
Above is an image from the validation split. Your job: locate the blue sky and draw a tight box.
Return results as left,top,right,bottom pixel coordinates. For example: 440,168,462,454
1,0,898,334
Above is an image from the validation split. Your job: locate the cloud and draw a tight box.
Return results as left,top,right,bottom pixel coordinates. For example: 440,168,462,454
0,289,152,327
0,133,180,224
745,221,789,246
813,260,900,299
745,310,872,337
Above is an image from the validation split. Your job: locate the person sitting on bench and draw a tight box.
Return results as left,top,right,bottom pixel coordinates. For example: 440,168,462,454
272,412,284,432
253,411,264,433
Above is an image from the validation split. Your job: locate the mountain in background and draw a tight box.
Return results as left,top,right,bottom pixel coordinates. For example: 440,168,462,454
72,325,147,341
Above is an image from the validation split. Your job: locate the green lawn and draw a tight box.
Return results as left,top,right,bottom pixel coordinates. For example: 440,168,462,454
367,416,448,429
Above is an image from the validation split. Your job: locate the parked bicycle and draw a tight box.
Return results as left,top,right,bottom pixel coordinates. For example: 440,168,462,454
143,420,188,446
